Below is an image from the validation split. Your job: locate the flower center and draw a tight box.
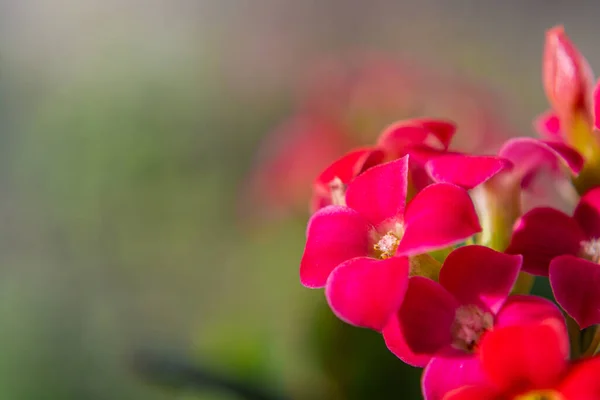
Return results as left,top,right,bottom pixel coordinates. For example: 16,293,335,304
580,238,600,263
451,305,493,352
328,177,347,206
373,232,400,259
514,390,564,400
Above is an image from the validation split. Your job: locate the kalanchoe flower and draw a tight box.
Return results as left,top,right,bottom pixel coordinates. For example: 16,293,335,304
444,321,600,400
310,147,384,212
506,186,600,278
382,245,565,399
300,156,481,330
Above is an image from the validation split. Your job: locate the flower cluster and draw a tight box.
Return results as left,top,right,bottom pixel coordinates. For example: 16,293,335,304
297,26,600,399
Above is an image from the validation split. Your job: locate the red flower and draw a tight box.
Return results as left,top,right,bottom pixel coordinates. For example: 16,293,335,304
444,321,600,400
506,186,600,277
382,245,565,400
299,156,481,330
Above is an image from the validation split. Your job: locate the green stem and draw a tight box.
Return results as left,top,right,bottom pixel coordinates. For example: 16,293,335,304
567,315,582,359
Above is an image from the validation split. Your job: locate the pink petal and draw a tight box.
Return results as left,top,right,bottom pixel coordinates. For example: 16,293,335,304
397,183,481,256
314,147,384,189
376,119,456,157
325,256,409,331
494,295,567,338
416,118,457,150
422,349,487,400
300,206,371,288
573,186,600,239
534,110,562,139
594,79,600,131
559,356,600,399
310,147,385,212
345,156,408,228
383,277,458,365
425,154,512,190
543,26,594,119
550,255,600,329
479,322,569,392
498,138,584,185
442,386,499,400
439,245,522,314
506,207,586,276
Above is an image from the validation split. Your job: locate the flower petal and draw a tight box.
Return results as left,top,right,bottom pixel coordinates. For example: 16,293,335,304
479,321,569,392
383,277,458,365
439,245,522,314
506,207,586,276
534,110,562,140
543,25,594,119
494,295,567,336
326,256,409,331
345,156,408,228
499,138,584,184
573,186,600,239
595,79,600,131
310,147,385,212
397,183,481,256
422,349,487,400
425,154,512,190
550,255,600,329
300,206,371,288
376,118,456,156
559,356,600,399
442,386,499,400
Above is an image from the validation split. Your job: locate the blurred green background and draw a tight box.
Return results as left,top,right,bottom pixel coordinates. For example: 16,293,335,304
0,1,599,399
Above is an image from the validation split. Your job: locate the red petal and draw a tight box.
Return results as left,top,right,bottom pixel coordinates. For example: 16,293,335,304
426,154,512,190
311,147,385,212
559,356,600,398
594,79,600,131
383,277,458,365
442,386,499,400
345,156,409,228
300,206,371,288
573,186,600,239
499,138,584,185
397,183,481,256
506,207,586,276
550,255,600,329
422,349,487,400
494,295,568,341
439,245,522,314
325,256,409,331
479,322,568,392
376,119,456,157
534,110,562,140
543,26,594,119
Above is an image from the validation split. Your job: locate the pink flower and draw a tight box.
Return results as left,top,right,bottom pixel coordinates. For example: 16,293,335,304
444,321,600,400
382,245,566,400
505,186,600,329
506,186,600,278
300,156,481,330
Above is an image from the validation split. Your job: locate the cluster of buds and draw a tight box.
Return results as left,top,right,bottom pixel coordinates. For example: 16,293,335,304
298,26,600,399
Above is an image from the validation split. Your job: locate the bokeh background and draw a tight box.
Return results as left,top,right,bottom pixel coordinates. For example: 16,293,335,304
0,1,599,399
